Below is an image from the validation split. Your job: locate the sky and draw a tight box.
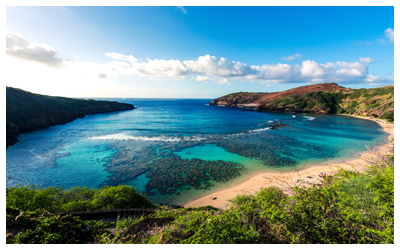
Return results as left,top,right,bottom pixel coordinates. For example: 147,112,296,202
5,5,395,98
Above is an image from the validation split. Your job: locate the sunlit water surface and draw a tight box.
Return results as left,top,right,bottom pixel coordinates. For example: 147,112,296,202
6,99,388,205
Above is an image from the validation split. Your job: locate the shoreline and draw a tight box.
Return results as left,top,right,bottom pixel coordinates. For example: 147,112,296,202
182,115,394,209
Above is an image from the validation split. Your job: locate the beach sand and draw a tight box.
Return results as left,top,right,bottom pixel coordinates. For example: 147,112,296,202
182,115,394,209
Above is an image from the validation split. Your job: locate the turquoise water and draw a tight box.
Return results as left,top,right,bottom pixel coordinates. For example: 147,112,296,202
6,99,389,205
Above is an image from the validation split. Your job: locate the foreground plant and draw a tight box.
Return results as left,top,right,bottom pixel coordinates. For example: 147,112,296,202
6,152,394,244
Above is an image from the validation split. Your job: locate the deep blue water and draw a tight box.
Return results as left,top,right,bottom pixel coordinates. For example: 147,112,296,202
6,98,388,205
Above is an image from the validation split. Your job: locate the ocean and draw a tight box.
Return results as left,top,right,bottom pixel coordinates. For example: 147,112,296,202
6,98,388,205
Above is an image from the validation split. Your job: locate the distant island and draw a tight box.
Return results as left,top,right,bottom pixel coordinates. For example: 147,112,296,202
210,83,394,121
6,87,135,148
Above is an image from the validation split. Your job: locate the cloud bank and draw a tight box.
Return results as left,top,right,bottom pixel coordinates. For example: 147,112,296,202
5,32,393,86
6,33,63,67
104,52,391,85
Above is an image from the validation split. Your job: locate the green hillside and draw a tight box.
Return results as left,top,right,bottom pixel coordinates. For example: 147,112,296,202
6,87,135,147
265,85,394,122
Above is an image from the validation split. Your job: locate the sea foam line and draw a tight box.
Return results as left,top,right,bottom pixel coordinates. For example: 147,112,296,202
90,127,272,142
303,115,316,121
89,134,206,142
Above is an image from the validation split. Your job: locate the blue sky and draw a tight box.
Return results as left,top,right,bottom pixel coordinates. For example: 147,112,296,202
6,6,394,98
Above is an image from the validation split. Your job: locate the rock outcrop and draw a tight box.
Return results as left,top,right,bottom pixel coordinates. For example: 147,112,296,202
6,87,135,148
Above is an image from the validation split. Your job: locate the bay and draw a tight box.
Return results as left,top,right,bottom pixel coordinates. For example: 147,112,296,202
6,98,388,205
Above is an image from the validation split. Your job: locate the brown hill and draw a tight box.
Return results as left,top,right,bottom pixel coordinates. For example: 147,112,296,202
209,83,347,108
209,83,394,122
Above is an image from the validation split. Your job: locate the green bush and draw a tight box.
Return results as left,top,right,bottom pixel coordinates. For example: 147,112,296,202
306,101,316,110
6,207,110,244
349,89,363,99
7,185,156,213
366,103,380,108
143,153,394,244
380,110,394,123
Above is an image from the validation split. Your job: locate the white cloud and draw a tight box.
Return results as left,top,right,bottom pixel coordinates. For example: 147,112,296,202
359,57,376,64
104,52,392,85
177,6,187,14
196,76,213,82
354,41,374,46
364,75,394,83
281,53,302,61
378,28,394,44
105,52,138,64
218,78,229,84
6,33,63,67
5,32,394,89
385,28,394,43
266,84,273,87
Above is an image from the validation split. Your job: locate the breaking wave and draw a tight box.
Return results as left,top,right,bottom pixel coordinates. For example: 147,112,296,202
90,127,272,142
248,127,271,133
303,115,316,121
89,134,205,142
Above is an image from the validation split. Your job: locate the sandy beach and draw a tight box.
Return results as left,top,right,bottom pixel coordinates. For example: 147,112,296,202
182,115,394,209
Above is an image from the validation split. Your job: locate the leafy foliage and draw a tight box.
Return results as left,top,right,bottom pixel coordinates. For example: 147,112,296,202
380,110,394,123
6,207,110,244
6,185,156,213
143,153,394,244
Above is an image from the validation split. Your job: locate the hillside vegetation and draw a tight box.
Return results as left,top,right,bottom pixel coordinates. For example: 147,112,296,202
6,87,135,147
210,83,394,122
266,85,394,120
7,151,394,244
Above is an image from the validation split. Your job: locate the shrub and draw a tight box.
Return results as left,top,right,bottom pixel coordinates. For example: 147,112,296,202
306,101,316,109
6,207,110,244
380,110,394,123
6,184,156,213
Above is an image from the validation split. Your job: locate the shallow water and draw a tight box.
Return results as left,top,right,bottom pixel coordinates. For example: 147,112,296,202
6,98,388,205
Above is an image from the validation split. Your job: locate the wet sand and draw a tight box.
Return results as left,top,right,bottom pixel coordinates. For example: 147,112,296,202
182,115,394,209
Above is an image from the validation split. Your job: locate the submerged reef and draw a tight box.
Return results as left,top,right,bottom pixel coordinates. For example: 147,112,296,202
144,156,246,196
216,132,332,168
98,121,334,198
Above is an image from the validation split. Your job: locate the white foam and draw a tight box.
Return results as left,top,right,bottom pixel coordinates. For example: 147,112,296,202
248,127,271,133
303,115,316,121
90,125,274,142
90,133,206,142
292,115,296,118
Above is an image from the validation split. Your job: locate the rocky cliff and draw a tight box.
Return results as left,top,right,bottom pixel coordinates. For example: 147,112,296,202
210,83,394,121
6,87,135,148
